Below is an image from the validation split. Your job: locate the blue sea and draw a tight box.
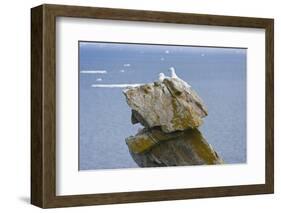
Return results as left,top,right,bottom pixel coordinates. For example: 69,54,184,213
79,42,247,170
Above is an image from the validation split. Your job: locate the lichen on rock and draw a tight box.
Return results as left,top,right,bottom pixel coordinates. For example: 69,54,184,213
128,128,223,167
123,77,208,133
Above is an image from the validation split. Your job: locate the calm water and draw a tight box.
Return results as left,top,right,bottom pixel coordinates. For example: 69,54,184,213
79,42,247,170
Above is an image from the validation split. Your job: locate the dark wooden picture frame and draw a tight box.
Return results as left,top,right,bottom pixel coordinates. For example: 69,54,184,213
31,4,274,208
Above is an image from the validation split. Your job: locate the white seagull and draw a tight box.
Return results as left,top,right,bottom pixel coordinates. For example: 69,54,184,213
158,72,166,82
170,67,178,78
169,67,191,88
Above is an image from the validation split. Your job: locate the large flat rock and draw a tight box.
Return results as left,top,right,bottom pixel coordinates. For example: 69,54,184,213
123,77,208,133
127,128,223,167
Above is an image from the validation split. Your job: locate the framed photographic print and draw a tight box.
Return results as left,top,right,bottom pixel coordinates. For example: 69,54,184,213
31,4,274,208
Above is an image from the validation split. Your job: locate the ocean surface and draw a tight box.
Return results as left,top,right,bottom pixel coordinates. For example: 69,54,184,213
79,42,247,170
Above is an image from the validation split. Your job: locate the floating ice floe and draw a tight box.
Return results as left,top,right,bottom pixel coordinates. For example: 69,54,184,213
120,70,125,73
124,64,131,67
165,50,170,54
96,78,102,82
91,84,143,88
80,70,107,74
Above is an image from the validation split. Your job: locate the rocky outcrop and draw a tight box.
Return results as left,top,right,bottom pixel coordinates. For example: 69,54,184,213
123,77,208,133
123,72,222,167
127,128,223,167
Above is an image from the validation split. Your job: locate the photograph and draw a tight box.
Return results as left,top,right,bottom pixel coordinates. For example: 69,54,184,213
78,41,247,170
30,4,274,208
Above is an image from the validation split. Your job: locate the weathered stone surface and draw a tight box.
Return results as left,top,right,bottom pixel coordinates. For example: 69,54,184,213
127,128,223,167
124,74,222,167
123,77,208,133
126,127,183,154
